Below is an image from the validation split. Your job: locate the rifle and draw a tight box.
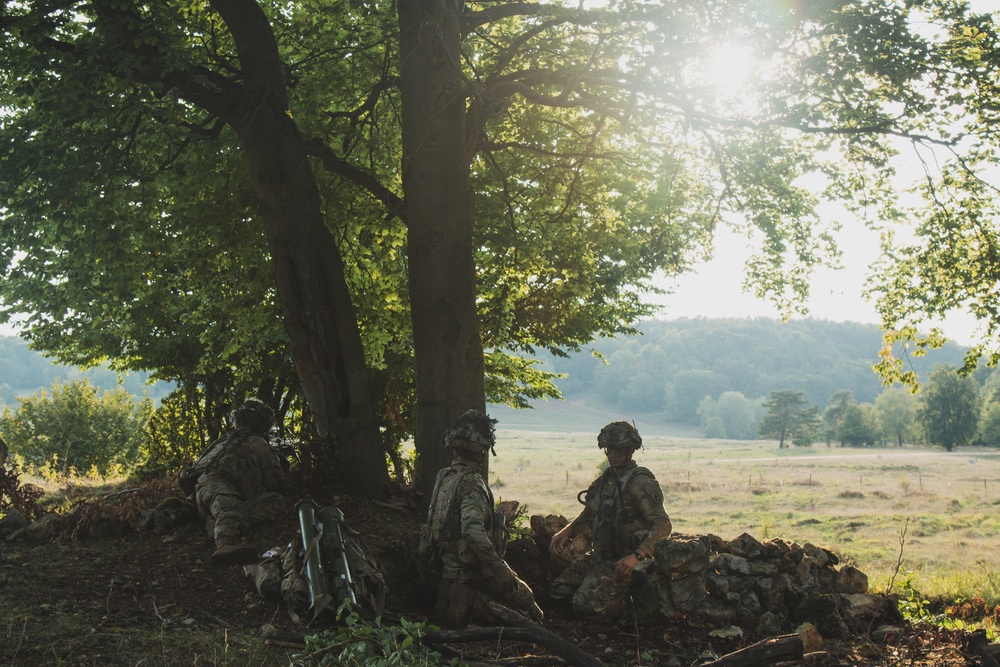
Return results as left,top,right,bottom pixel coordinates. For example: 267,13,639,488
269,438,299,471
295,499,357,620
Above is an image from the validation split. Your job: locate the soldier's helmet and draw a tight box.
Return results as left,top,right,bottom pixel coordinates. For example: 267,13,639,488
444,409,498,456
598,421,642,449
232,399,274,437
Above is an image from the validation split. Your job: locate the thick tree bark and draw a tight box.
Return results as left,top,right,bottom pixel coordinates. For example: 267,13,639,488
398,0,488,499
205,0,390,496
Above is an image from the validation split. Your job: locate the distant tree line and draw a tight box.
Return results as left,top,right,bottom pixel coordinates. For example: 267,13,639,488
546,318,969,409
539,318,996,448
757,362,998,451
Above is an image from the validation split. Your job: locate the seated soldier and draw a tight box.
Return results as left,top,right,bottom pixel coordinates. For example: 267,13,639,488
187,398,286,566
419,409,543,627
548,421,672,618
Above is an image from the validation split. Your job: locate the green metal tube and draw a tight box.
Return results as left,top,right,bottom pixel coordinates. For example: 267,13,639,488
295,499,329,613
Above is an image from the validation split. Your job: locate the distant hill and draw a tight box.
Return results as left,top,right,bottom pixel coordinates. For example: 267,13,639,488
491,317,981,427
3,318,981,427
0,335,172,409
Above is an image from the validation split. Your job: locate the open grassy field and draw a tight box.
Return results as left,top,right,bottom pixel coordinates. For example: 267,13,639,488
488,427,1000,605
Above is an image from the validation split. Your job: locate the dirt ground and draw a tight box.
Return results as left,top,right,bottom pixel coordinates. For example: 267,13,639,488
0,476,982,667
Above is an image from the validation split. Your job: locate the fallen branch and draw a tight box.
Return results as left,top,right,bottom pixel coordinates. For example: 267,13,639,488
701,633,804,667
421,603,602,667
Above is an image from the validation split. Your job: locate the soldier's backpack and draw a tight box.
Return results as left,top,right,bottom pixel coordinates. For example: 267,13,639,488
417,465,508,576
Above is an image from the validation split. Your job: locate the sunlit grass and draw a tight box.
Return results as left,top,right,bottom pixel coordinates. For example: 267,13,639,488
492,429,1000,616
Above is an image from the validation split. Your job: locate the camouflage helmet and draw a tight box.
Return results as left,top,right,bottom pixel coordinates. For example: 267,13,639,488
598,421,642,449
443,409,498,456
231,398,274,437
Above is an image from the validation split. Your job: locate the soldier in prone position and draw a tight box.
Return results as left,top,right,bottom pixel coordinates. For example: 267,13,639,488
548,421,672,617
181,399,286,566
419,409,543,628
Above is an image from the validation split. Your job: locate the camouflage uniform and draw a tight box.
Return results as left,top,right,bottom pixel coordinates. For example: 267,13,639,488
194,428,285,546
421,411,543,628
549,424,671,618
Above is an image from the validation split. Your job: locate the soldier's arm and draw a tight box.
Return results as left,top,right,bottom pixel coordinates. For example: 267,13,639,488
458,479,505,571
249,436,286,491
632,473,672,557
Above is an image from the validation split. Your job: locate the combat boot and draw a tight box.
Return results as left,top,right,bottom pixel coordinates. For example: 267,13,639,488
211,537,258,566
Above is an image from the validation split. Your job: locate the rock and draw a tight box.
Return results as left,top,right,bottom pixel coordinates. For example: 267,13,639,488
726,533,764,559
696,597,739,626
748,560,780,576
669,572,707,612
797,622,824,652
708,625,744,639
756,610,786,636
0,508,28,538
529,514,567,541
23,513,63,541
627,568,676,623
792,595,847,638
655,535,711,574
130,509,156,532
715,553,750,575
803,543,838,566
754,576,786,612
838,593,903,628
705,572,729,597
871,625,904,643
835,565,869,594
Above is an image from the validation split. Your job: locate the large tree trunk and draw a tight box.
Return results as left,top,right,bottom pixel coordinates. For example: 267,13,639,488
208,0,390,497
398,0,488,499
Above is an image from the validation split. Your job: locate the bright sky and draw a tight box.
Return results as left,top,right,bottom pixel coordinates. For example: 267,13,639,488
651,223,983,348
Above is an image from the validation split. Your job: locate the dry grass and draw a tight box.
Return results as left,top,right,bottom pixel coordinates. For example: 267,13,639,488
490,429,1000,605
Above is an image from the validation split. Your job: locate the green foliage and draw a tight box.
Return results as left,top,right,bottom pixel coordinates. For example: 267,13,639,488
918,365,981,451
823,390,857,446
292,603,455,666
3,0,1000,487
978,402,1000,447
0,380,152,477
896,575,996,640
698,391,763,440
572,319,969,416
876,387,919,446
836,403,881,447
758,390,821,448
502,501,533,541
143,390,209,471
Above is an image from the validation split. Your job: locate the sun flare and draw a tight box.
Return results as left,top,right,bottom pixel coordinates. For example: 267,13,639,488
700,42,756,93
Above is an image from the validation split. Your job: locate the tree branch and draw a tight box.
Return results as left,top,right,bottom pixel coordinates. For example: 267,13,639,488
303,138,404,218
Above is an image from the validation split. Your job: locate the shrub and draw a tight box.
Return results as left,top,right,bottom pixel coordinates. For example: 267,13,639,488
143,390,207,471
0,379,152,478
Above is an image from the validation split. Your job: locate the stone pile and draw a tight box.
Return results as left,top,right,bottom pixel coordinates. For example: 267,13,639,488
517,519,903,638
628,532,900,636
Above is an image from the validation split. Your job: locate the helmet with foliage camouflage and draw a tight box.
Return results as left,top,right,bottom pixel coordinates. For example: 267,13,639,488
231,398,275,437
597,421,642,449
443,409,498,457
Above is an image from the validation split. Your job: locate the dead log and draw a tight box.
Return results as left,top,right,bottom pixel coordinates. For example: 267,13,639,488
964,630,1000,667
701,633,804,667
420,603,603,667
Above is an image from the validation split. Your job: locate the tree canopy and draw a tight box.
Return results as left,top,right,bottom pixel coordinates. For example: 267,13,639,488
758,390,819,448
1,0,998,496
918,364,981,450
